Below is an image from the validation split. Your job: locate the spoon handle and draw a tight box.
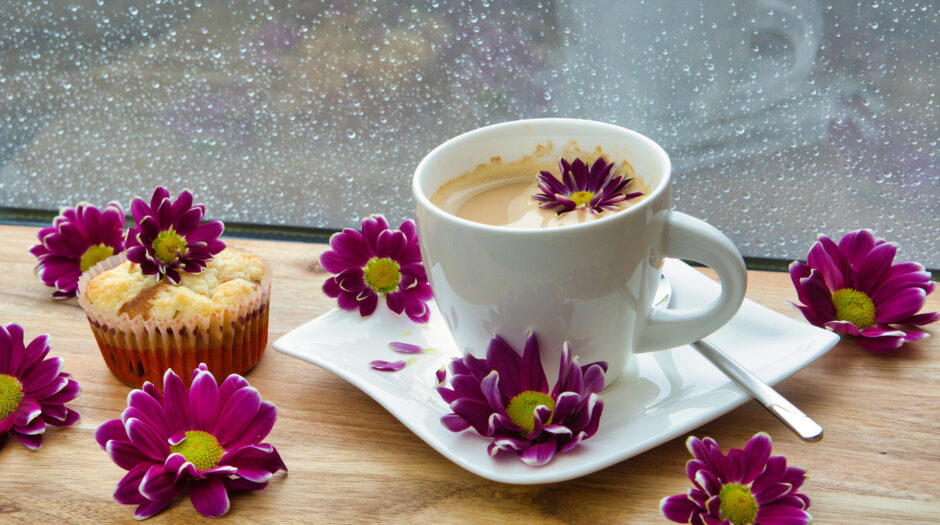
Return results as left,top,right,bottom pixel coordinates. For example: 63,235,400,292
691,339,824,443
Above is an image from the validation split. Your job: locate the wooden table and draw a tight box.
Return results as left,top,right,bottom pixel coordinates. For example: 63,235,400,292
0,224,937,523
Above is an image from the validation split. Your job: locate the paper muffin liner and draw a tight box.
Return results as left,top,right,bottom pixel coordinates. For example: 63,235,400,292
77,252,271,388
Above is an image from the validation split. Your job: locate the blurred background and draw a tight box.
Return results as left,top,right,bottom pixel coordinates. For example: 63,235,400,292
1,1,937,267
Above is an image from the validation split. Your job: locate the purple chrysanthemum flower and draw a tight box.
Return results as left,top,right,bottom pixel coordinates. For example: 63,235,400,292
29,202,125,299
436,332,606,467
125,187,226,285
533,157,643,215
96,364,286,520
320,215,433,323
789,229,937,353
660,433,811,525
0,324,81,450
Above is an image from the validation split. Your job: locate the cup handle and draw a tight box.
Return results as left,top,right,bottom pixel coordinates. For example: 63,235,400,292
635,210,747,353
753,0,823,86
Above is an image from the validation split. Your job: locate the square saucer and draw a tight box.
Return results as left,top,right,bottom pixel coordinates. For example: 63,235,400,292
273,259,839,484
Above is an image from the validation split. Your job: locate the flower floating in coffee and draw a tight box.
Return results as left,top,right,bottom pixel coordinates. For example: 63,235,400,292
321,215,433,323
533,157,643,215
125,187,226,285
789,229,937,353
436,332,606,467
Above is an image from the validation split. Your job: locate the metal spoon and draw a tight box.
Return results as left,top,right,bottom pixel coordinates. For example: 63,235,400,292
655,275,824,442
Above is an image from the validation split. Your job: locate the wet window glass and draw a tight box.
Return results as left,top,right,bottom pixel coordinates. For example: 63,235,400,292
1,1,937,267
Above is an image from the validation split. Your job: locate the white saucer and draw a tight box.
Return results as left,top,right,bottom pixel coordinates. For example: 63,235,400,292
273,259,839,484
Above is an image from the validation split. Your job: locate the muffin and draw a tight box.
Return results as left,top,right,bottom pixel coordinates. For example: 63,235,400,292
77,247,271,388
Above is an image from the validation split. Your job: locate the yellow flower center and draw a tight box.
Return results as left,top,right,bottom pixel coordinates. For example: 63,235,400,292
719,482,759,525
569,191,596,207
169,430,225,471
152,228,188,265
0,374,24,420
505,390,555,435
363,257,401,295
80,244,115,272
832,288,876,329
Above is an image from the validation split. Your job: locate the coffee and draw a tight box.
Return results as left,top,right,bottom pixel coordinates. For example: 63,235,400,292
431,148,646,229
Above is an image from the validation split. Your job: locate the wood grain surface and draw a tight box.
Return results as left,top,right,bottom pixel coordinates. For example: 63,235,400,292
0,224,937,524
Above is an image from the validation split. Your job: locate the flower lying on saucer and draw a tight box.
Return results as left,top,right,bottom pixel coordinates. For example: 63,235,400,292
0,323,81,449
436,332,606,467
789,229,937,353
96,364,286,519
321,215,433,323
30,202,126,299
125,187,226,285
533,157,643,215
660,432,812,525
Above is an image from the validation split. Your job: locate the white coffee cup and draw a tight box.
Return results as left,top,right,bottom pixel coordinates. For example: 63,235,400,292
413,118,747,384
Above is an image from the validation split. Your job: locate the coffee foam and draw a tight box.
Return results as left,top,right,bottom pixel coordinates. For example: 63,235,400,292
430,141,648,229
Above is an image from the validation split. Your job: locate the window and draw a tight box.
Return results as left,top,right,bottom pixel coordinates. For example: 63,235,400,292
1,1,937,267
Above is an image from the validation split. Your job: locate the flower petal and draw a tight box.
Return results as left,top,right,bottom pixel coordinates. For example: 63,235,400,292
96,418,129,449
370,359,407,371
874,287,927,324
449,398,493,436
807,241,846,291
480,371,505,413
520,332,548,393
189,478,231,518
441,414,471,432
824,320,861,336
107,440,153,471
660,495,697,523
12,432,43,450
21,356,63,391
857,242,898,293
162,369,191,433
114,463,150,505
519,440,557,467
742,432,773,484
12,398,42,427
219,444,287,482
486,336,522,396
213,386,262,448
388,342,424,354
134,498,173,521
838,229,876,269
140,464,181,502
856,333,905,353
358,292,379,317
189,369,220,431
125,417,170,461
756,502,813,525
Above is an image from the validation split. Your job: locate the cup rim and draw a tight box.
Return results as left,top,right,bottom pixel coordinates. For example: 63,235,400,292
412,118,671,234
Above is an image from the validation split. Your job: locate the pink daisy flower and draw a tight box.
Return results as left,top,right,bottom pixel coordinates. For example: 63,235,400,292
0,323,81,450
661,433,811,525
95,364,286,519
789,229,937,352
320,215,433,323
29,202,125,299
436,332,606,467
125,187,225,285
